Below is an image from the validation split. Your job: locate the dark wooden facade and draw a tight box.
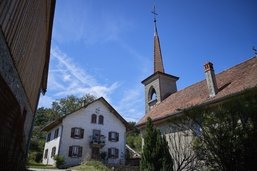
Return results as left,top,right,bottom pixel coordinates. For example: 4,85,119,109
0,0,55,170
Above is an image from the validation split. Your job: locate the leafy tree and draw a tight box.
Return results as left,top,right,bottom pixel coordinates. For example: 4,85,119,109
184,88,257,171
51,94,96,116
140,117,173,171
28,107,52,162
126,122,142,153
160,135,173,171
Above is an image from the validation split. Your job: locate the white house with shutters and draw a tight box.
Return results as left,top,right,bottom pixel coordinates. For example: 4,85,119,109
41,97,129,167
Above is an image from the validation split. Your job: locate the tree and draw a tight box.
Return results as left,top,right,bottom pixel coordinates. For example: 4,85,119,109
140,117,173,171
166,128,202,171
126,122,142,154
51,94,96,116
184,88,257,171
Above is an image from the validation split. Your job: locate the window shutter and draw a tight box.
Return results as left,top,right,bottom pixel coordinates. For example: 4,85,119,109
108,148,111,158
115,148,119,158
69,146,72,157
108,132,111,141
116,132,119,142
71,128,75,138
80,129,84,138
78,146,82,157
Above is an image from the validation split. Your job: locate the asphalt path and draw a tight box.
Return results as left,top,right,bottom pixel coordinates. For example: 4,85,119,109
28,168,76,171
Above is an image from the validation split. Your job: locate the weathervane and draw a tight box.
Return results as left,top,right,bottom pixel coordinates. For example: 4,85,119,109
253,46,257,56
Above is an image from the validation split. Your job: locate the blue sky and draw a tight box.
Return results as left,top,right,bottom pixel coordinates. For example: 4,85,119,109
38,0,257,122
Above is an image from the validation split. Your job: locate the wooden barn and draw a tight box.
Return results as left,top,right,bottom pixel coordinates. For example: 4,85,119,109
0,0,55,170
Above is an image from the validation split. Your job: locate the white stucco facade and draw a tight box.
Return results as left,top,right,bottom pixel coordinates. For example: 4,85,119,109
42,125,62,165
42,98,128,167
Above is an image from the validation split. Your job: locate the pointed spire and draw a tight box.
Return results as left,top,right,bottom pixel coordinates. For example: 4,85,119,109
152,5,164,73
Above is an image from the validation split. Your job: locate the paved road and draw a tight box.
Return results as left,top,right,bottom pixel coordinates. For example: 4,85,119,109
28,168,76,171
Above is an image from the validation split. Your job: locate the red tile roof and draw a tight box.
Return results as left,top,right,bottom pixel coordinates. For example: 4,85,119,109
137,56,257,127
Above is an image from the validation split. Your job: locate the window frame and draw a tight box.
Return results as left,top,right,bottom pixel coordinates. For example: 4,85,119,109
91,114,97,123
51,146,56,158
108,131,119,142
71,127,84,139
68,145,82,158
54,128,59,139
44,149,48,159
108,147,119,159
46,132,51,142
98,115,104,125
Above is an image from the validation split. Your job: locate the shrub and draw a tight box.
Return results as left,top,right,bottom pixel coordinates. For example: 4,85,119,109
54,155,64,168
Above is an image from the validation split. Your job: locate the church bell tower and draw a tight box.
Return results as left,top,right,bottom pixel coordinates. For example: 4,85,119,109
142,6,179,113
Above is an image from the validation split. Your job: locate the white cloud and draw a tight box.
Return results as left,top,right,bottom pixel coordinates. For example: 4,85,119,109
39,47,120,108
115,87,145,122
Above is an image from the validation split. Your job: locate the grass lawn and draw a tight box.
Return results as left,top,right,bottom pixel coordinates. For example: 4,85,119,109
69,160,111,171
26,161,57,169
70,165,101,171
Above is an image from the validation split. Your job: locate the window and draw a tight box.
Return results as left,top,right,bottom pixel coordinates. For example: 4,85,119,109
51,147,56,157
68,146,82,158
92,129,101,142
54,128,59,139
108,132,119,142
108,148,119,158
98,115,104,124
91,114,97,123
151,89,157,101
71,127,84,139
44,149,48,159
46,133,51,142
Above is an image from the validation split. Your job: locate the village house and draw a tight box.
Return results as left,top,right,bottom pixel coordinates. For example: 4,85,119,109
42,97,130,167
136,6,257,169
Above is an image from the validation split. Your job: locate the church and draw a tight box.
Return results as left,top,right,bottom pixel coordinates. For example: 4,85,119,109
136,6,257,169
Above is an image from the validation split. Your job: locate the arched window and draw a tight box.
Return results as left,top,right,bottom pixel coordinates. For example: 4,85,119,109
149,87,157,102
99,115,104,125
91,114,97,123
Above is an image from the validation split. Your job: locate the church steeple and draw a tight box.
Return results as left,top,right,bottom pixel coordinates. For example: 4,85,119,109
152,5,164,73
142,4,179,114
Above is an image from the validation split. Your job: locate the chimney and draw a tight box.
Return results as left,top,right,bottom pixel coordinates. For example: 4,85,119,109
204,62,218,97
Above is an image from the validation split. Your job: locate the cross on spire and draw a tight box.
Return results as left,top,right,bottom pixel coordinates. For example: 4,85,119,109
152,5,158,23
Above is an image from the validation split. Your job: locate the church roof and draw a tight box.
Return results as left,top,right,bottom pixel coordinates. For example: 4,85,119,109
154,27,165,73
137,56,257,127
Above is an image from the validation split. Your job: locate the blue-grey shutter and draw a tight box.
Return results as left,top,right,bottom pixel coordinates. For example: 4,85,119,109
115,148,119,158
108,132,111,141
68,146,72,157
108,148,111,158
80,128,84,138
116,132,119,142
78,146,82,157
71,128,75,138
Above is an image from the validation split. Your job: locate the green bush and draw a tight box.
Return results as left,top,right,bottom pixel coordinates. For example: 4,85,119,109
54,155,64,168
